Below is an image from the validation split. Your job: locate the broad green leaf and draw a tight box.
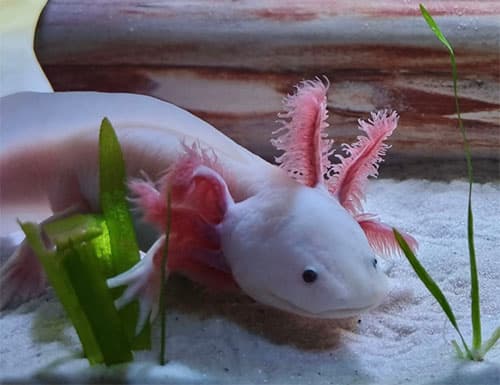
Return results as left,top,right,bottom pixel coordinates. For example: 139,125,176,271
99,117,140,273
21,220,133,365
20,221,103,364
21,117,151,365
99,118,150,349
60,240,133,364
43,214,108,255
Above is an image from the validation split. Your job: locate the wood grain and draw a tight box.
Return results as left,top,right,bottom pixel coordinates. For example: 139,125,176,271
34,0,500,176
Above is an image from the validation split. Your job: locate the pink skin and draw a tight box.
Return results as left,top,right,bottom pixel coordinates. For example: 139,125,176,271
0,80,416,330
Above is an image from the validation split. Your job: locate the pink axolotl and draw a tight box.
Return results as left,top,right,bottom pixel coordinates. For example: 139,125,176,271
0,79,416,332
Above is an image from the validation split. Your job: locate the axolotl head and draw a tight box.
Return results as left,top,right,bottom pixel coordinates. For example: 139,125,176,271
220,182,389,319
214,78,411,319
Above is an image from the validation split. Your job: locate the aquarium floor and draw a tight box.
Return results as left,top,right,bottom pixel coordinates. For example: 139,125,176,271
1,179,499,385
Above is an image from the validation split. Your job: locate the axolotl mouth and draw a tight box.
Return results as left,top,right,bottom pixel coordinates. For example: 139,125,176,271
262,290,385,319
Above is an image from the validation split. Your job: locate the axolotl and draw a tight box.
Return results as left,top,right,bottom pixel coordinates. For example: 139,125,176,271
0,79,416,332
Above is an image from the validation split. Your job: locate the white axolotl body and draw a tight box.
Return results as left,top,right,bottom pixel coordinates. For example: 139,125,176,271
0,81,416,332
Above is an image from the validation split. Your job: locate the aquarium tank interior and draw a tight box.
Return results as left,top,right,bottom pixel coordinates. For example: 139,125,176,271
0,1,498,384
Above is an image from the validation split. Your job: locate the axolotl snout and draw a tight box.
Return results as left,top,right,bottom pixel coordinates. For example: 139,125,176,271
0,79,415,331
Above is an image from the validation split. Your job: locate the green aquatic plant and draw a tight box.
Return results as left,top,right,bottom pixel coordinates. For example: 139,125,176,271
394,4,499,361
159,188,172,365
21,118,150,365
99,118,151,349
20,216,133,365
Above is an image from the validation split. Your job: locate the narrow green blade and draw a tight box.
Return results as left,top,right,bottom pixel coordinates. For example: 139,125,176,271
480,327,500,357
467,202,481,351
451,340,465,359
99,117,150,349
394,229,472,358
159,189,172,365
419,4,454,55
419,3,480,353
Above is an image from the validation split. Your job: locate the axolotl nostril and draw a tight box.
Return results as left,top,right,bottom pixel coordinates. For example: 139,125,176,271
0,79,416,331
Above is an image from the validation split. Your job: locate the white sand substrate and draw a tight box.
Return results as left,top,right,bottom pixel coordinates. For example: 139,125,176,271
1,178,499,384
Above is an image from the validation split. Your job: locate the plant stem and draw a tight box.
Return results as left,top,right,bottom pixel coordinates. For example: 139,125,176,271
448,19,481,357
159,188,172,365
451,49,481,358
419,3,481,357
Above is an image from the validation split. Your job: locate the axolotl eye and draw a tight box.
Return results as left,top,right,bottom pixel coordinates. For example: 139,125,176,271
302,268,318,283
372,258,378,269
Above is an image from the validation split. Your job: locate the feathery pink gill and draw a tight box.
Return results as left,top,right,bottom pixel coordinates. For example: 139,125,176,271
271,78,417,256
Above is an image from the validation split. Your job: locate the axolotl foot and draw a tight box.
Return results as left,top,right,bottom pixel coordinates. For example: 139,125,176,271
0,239,46,309
0,204,90,310
107,235,166,335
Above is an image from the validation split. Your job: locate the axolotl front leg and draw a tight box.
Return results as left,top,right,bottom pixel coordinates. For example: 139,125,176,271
108,149,240,333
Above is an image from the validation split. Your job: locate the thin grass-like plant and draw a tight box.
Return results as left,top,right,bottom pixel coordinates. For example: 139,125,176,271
394,4,499,361
159,188,172,365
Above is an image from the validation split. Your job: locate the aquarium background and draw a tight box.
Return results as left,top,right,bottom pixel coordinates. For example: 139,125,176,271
1,1,499,384
33,0,500,180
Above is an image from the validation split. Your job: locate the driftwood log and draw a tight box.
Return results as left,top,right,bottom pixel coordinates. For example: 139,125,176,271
34,0,499,179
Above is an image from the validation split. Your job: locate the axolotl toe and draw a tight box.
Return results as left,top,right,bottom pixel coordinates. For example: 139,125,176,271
0,79,416,329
